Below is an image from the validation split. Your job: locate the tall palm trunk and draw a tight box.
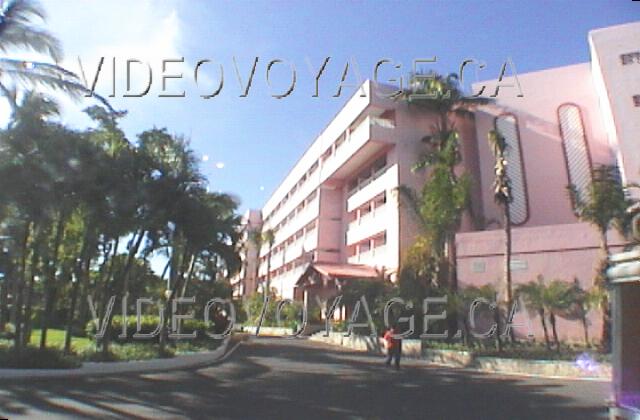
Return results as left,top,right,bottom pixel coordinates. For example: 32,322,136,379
40,213,67,349
13,221,31,354
598,230,611,352
503,203,514,342
100,238,120,356
64,227,93,354
22,227,42,347
180,254,197,297
121,230,145,299
160,245,191,355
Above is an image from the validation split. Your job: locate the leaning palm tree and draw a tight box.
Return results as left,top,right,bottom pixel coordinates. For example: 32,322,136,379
488,129,514,325
0,0,117,115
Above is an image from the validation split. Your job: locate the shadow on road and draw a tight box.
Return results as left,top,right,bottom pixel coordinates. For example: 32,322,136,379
0,335,610,419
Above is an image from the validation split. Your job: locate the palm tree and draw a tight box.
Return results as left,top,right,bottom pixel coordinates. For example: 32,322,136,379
0,0,117,115
569,165,630,350
516,278,550,350
398,72,489,293
488,129,514,328
517,276,575,352
557,278,601,348
261,229,275,298
0,91,64,353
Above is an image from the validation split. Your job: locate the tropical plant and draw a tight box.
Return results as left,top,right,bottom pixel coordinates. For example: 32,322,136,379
569,164,631,351
516,276,576,352
0,0,116,115
397,72,489,294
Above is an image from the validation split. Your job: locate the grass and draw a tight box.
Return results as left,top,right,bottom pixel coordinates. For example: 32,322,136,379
29,329,93,351
0,328,223,368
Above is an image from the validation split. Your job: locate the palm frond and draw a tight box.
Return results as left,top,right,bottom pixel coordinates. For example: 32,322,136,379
0,0,62,61
0,58,120,114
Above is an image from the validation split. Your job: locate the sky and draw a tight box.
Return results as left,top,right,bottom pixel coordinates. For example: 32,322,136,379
22,0,640,214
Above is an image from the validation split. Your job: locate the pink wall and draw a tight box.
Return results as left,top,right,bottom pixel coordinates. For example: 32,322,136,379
473,63,615,230
457,223,627,341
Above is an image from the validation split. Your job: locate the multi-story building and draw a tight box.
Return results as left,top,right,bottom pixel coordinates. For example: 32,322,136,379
237,22,639,340
252,80,469,302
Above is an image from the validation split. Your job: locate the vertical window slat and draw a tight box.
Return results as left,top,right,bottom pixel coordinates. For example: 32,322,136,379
558,104,592,208
495,114,529,225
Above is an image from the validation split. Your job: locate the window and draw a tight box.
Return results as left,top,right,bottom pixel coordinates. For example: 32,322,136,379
558,104,592,208
620,52,640,65
495,114,529,225
372,155,387,173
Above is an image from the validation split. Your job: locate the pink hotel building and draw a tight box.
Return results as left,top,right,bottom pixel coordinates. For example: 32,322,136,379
232,22,640,340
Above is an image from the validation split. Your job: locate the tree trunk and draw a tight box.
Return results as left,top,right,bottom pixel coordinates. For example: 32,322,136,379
539,308,550,350
40,213,67,350
598,230,611,352
0,276,7,331
22,228,42,348
100,238,120,357
549,312,560,353
65,228,93,355
180,255,197,298
160,245,190,355
13,221,31,354
581,313,590,348
503,203,514,342
121,230,145,300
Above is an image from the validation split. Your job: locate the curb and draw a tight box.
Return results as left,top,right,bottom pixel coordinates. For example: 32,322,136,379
1,337,234,381
309,335,611,382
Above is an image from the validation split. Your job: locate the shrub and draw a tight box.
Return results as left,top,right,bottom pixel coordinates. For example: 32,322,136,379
240,293,306,329
85,315,213,342
0,346,80,369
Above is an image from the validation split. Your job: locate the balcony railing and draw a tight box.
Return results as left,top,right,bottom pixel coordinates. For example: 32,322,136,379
348,245,387,265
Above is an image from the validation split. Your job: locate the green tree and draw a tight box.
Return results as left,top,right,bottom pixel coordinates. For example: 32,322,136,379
517,276,575,352
398,72,489,295
569,165,631,351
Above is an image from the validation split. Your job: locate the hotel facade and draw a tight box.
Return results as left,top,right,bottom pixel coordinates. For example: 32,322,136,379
232,22,640,341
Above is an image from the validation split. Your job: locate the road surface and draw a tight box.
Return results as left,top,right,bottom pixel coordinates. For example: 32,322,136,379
0,336,610,419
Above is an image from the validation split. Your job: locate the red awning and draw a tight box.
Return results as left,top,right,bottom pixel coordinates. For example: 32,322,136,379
312,263,380,278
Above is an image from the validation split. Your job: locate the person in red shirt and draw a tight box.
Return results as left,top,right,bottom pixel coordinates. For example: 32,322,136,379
383,326,402,370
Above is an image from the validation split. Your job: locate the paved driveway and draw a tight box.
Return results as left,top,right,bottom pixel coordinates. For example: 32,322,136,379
0,336,610,419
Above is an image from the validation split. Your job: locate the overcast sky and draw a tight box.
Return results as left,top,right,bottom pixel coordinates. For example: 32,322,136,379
22,0,640,213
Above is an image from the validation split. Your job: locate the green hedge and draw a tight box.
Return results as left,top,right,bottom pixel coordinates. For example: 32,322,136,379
85,315,228,342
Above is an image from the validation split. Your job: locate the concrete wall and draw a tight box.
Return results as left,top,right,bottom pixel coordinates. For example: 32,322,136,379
456,222,627,341
472,63,614,230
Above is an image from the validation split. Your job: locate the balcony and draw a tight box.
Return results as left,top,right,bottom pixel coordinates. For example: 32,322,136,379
320,115,396,182
346,206,387,246
347,164,398,213
348,245,387,266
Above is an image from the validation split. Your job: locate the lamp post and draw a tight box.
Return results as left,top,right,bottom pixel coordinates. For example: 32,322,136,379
607,204,640,418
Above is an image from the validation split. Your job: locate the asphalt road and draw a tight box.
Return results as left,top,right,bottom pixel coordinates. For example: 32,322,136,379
0,336,610,420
